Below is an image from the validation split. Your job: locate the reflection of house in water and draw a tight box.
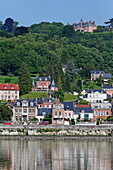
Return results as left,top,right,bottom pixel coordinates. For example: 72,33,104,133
0,140,111,170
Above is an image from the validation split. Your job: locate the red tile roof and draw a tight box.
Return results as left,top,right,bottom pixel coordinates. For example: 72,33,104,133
75,105,91,108
0,84,19,90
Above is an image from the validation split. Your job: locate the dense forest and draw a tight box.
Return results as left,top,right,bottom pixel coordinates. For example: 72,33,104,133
0,18,113,92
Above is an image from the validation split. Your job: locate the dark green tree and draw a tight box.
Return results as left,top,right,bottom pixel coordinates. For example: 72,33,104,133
3,18,14,32
57,76,62,89
105,18,113,25
66,60,76,81
14,26,28,36
96,75,104,86
62,25,75,37
18,62,32,95
63,74,71,92
54,89,64,102
0,105,12,120
77,79,82,91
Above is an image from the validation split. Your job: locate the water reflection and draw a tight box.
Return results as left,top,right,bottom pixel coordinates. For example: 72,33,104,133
0,139,112,170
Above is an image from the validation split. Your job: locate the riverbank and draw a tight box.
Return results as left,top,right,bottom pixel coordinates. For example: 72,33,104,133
0,125,113,140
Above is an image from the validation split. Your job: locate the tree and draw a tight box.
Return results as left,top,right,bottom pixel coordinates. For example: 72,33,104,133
14,26,28,36
63,74,71,92
3,18,14,32
54,89,64,102
105,18,113,25
62,25,75,37
66,60,76,82
0,105,12,120
0,21,3,30
94,26,105,32
57,76,62,89
18,62,32,95
96,75,104,86
77,80,82,91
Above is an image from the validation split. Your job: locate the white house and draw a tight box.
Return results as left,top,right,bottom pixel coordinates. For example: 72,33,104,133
82,89,108,103
0,83,19,101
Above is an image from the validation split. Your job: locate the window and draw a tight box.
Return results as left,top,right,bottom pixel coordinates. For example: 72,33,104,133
30,102,34,106
29,116,31,120
59,119,62,123
32,109,35,113
19,109,22,112
106,111,109,116
55,112,57,116
84,114,89,119
17,102,20,106
23,109,27,113
94,111,99,116
15,109,18,113
59,112,62,116
16,116,18,121
65,113,67,117
100,111,104,116
29,109,31,113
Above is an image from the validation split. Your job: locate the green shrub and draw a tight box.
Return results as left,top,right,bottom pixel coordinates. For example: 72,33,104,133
17,129,24,133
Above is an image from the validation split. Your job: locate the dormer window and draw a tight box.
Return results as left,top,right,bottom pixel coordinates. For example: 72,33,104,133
17,102,20,106
45,78,47,81
67,106,69,109
39,78,41,81
22,101,28,106
4,86,7,89
30,102,34,106
42,112,46,116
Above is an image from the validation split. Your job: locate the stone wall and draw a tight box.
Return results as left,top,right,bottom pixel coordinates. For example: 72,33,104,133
0,125,113,137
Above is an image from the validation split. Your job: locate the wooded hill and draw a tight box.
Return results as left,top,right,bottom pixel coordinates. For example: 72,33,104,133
0,19,113,89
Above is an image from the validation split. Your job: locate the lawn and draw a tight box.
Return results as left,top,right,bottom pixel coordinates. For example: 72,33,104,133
20,92,49,99
20,91,78,102
64,93,78,102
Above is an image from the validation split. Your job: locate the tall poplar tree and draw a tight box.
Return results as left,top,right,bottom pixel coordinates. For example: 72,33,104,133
18,62,32,95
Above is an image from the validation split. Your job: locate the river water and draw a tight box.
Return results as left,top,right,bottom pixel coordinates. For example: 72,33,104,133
0,139,112,170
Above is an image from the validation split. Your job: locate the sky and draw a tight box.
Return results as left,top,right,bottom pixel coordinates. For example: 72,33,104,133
0,0,113,26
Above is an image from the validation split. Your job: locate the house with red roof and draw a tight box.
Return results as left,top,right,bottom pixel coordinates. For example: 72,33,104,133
0,83,20,101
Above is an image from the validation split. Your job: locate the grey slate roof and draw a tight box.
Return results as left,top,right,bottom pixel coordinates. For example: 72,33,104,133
49,80,58,88
86,89,106,94
37,97,58,104
102,85,113,89
74,107,93,115
38,108,52,116
12,99,37,107
90,70,104,74
36,76,51,81
62,102,74,111
103,73,112,79
71,20,96,28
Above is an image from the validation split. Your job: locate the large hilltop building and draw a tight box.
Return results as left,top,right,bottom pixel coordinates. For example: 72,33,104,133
68,20,97,32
